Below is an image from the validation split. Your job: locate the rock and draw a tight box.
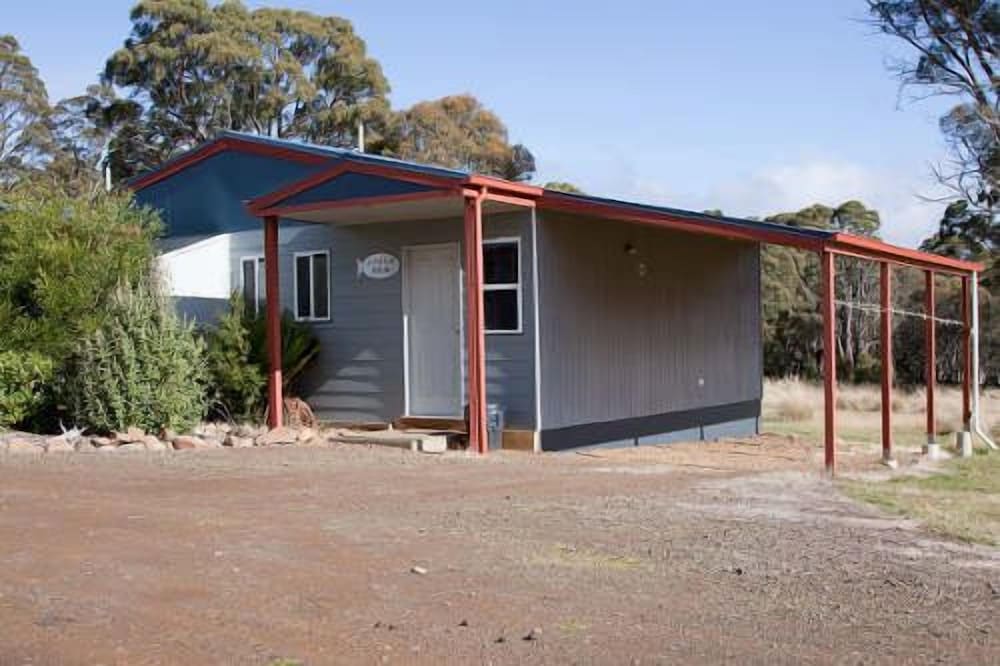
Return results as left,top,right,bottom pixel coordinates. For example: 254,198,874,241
142,436,168,452
117,443,145,453
171,435,205,450
97,445,119,454
116,427,145,444
91,436,116,448
523,628,542,641
45,435,74,453
6,439,42,455
297,427,316,443
74,438,96,453
234,423,263,439
224,434,253,448
410,566,428,575
201,436,223,448
160,428,178,443
256,427,298,446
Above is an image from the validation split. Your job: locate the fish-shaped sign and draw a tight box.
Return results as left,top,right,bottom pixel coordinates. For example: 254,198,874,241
357,252,400,279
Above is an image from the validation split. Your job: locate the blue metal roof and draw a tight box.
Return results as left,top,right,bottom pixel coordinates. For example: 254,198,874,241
217,130,470,180
542,190,836,241
134,130,835,241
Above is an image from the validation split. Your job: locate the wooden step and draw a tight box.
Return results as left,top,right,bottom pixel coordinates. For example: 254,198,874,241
394,416,467,432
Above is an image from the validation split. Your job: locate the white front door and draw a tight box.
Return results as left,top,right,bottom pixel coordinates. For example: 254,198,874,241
403,243,462,416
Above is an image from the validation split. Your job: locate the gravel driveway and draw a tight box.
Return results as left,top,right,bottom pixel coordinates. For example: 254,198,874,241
0,437,997,664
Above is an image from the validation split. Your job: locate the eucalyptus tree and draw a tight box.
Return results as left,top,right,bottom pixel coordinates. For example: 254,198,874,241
0,35,53,188
101,0,391,179
386,94,536,180
867,1,998,218
761,202,883,380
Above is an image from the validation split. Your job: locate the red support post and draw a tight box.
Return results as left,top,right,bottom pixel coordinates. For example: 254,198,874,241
880,262,893,462
961,275,972,429
264,215,283,429
821,250,837,475
925,270,936,447
463,193,488,453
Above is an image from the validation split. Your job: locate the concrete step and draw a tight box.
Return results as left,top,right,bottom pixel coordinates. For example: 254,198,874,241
328,429,448,454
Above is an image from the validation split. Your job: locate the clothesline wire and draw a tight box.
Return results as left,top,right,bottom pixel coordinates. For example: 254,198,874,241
833,299,965,328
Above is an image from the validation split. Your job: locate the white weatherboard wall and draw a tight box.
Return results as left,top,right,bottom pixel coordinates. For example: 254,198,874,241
159,235,233,300
158,225,333,323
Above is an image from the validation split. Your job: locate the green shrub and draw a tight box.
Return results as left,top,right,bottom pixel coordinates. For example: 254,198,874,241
247,309,320,394
0,351,53,428
0,183,160,360
64,281,208,434
205,293,267,422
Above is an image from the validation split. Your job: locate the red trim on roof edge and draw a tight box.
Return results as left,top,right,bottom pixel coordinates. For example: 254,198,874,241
129,137,330,192
827,234,983,274
465,175,543,197
254,190,458,218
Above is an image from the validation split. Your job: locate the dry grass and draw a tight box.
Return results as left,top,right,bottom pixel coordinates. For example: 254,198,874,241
765,379,1000,545
762,378,1000,448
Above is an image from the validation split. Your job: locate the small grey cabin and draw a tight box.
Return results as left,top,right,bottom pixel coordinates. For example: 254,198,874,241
134,132,832,451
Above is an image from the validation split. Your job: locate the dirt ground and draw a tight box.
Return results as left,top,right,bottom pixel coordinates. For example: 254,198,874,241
1,436,998,665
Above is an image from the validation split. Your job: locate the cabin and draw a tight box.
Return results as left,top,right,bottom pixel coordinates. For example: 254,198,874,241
133,131,982,462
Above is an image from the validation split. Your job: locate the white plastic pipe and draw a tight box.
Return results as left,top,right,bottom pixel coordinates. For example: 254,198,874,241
970,271,998,450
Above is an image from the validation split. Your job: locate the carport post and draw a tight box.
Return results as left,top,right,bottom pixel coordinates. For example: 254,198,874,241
925,270,937,454
961,275,971,429
880,262,892,462
821,250,837,475
264,215,283,429
463,191,488,453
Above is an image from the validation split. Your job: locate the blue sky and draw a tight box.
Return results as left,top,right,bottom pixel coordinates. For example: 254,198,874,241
8,1,955,246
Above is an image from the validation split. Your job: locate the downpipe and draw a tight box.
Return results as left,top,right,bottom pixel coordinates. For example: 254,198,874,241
970,271,998,450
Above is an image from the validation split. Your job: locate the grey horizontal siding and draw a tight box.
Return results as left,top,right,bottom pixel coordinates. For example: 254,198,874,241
233,212,537,428
537,212,762,434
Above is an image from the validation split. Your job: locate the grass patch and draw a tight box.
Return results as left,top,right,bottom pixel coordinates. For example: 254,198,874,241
841,453,1000,546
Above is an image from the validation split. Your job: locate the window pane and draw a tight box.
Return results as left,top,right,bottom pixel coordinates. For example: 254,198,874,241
242,260,256,313
257,258,266,309
485,288,519,331
312,253,329,319
295,256,311,318
483,242,518,284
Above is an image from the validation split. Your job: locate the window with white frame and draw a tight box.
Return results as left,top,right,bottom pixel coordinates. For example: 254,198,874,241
240,256,265,315
483,238,521,333
294,250,331,321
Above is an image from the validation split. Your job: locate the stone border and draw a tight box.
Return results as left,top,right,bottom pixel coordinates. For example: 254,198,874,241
0,424,323,456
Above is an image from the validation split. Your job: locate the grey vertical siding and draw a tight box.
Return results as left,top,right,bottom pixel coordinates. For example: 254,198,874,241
253,212,537,428
536,212,761,434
